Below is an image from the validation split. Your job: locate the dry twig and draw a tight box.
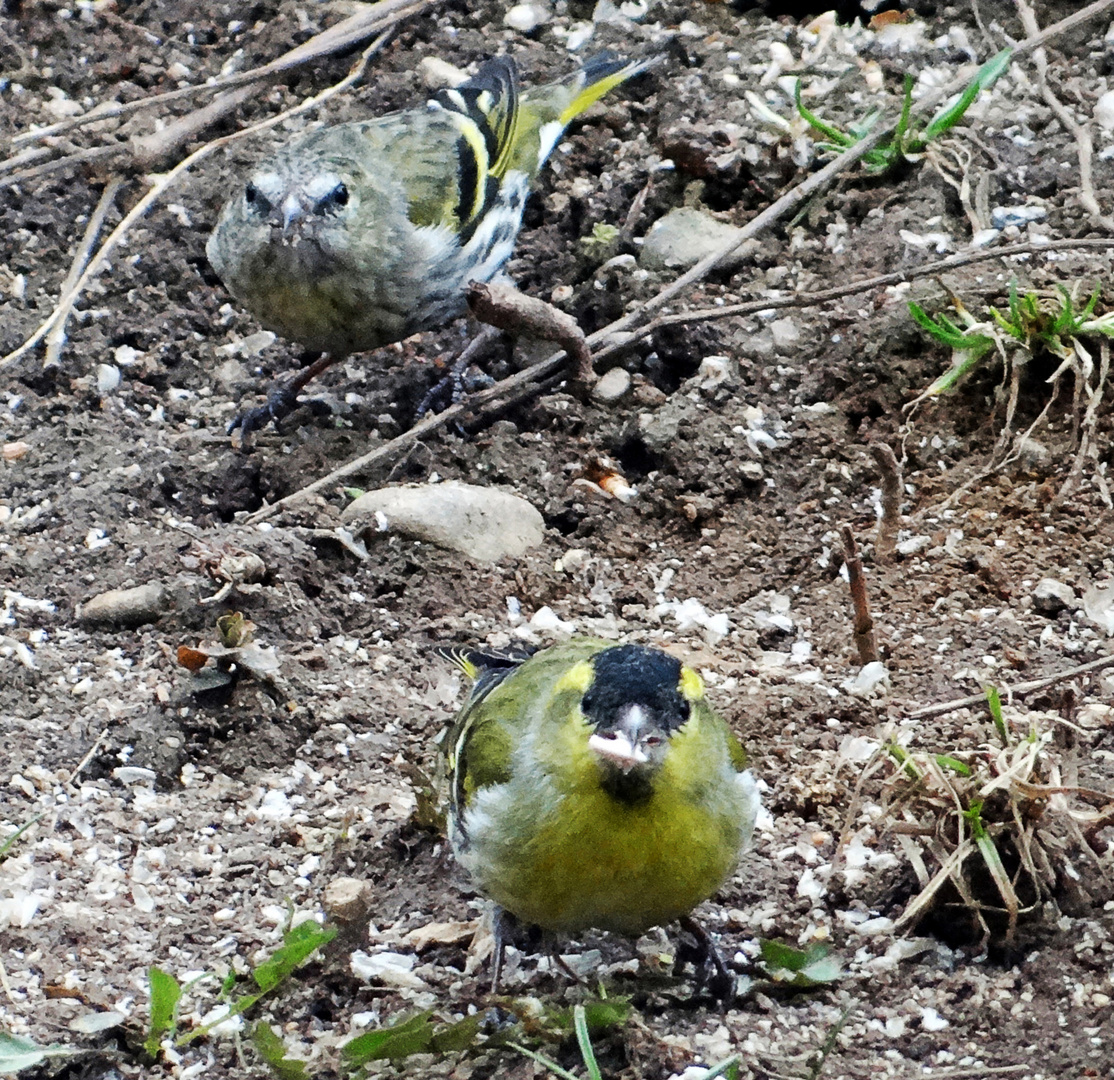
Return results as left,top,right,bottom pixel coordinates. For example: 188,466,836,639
467,281,594,386
869,443,903,565
43,176,125,371
841,524,879,666
907,652,1114,719
5,0,432,155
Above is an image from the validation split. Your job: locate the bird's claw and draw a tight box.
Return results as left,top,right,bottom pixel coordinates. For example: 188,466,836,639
676,916,735,1002
227,381,302,441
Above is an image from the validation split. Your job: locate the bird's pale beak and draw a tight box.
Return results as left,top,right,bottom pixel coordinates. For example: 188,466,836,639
279,193,306,235
588,703,655,774
588,730,648,773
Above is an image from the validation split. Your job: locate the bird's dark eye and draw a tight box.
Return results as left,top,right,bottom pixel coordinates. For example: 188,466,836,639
244,181,271,213
319,182,349,213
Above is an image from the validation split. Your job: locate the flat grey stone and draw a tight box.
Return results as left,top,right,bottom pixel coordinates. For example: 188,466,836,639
1032,578,1076,617
342,481,544,563
640,207,753,270
79,583,167,627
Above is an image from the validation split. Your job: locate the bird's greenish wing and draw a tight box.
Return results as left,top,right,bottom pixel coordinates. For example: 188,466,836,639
324,111,469,233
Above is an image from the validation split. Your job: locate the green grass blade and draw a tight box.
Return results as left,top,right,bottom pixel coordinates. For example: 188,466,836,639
923,48,1012,141
891,74,914,150
0,815,43,861
985,685,1008,745
794,79,854,146
935,755,972,776
573,1005,603,1080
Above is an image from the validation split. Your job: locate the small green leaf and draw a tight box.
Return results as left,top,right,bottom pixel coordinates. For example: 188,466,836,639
0,1032,76,1073
144,967,182,1058
252,1023,309,1080
759,941,841,986
252,921,336,993
342,1012,436,1065
935,755,972,776
428,1014,487,1054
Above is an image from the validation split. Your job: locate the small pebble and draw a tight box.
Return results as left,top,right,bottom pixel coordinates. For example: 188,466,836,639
592,367,631,404
79,583,168,627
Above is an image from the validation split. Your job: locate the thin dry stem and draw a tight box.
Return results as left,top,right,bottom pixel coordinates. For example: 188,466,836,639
44,176,125,371
1054,339,1110,508
841,524,879,666
869,443,902,565
907,652,1114,719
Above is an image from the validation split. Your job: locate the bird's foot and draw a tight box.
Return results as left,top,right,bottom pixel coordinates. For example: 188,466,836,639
675,915,735,1002
488,907,547,994
415,325,503,420
228,352,337,446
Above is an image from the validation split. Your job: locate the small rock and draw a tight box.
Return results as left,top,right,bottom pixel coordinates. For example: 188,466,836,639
1082,583,1114,636
739,461,764,482
640,208,752,270
504,1,549,32
1013,435,1050,470
2,441,30,462
695,355,735,388
990,204,1047,229
770,317,800,349
1031,578,1076,617
1095,89,1114,131
97,364,121,395
79,583,168,627
592,367,631,404
342,481,545,563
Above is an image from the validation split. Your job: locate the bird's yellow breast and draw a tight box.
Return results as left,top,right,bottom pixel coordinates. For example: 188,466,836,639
459,715,750,936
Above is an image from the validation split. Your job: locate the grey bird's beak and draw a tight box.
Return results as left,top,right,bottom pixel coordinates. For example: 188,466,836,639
588,703,655,774
279,193,306,235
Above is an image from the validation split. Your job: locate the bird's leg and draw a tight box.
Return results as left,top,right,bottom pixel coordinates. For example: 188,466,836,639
229,351,340,445
415,325,503,419
676,915,735,1002
489,905,517,994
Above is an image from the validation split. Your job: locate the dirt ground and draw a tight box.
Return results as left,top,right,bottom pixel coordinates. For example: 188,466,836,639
2,0,1114,1077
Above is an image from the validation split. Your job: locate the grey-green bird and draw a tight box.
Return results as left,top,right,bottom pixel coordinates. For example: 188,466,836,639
439,638,760,992
206,53,652,359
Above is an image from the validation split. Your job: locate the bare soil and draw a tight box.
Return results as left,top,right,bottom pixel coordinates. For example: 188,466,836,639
2,2,1113,1078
